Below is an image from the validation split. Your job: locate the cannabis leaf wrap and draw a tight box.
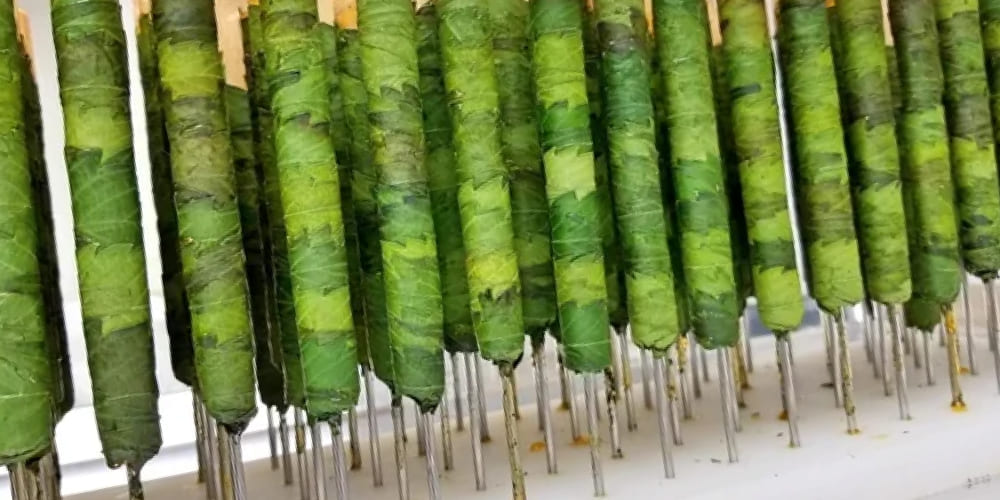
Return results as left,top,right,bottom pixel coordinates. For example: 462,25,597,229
0,0,53,464
262,0,360,420
778,0,864,313
653,0,739,348
414,6,476,355
489,0,558,344
153,0,257,428
832,0,912,304
595,0,679,351
437,0,526,364
888,0,961,315
53,0,161,466
935,0,1000,279
720,0,804,333
531,0,612,372
359,0,445,410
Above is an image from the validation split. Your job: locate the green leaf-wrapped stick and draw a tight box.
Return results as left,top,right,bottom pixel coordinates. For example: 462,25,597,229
489,0,558,344
359,0,445,410
437,0,525,364
261,0,360,420
720,0,804,333
0,0,52,465
832,0,912,304
711,43,753,310
225,83,285,408
52,0,162,467
20,45,73,418
653,0,739,348
936,0,1000,279
531,0,612,373
888,0,961,319
583,5,629,331
414,5,476,354
317,22,369,366
982,0,1000,149
777,0,864,314
241,8,286,410
593,0,679,352
153,0,257,427
136,10,195,388
246,3,304,408
338,27,395,382
651,45,691,336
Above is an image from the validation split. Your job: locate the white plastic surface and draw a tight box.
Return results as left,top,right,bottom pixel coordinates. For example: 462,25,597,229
53,322,1000,500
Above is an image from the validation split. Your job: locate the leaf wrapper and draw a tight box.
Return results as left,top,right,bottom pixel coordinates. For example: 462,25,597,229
153,0,257,428
594,0,679,351
0,0,54,465
833,0,912,304
531,0,612,373
653,0,739,348
888,0,961,315
359,0,445,410
489,0,558,344
720,0,804,333
778,0,864,313
53,0,161,466
262,0,361,420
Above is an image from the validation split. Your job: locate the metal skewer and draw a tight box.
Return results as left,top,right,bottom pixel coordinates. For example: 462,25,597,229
823,312,843,408
923,328,935,386
743,314,755,373
267,408,280,471
652,355,676,478
565,364,582,441
961,274,977,375
9,464,34,500
474,355,491,442
666,348,683,444
911,329,922,369
347,408,361,470
511,370,522,421
583,373,605,497
887,304,911,420
943,307,966,410
677,337,693,419
439,377,455,471
725,348,742,433
836,309,860,435
329,418,350,500
464,354,486,490
279,411,294,485
194,397,206,484
717,349,739,463
361,367,383,486
38,450,59,500
500,364,526,499
700,345,711,382
415,402,427,457
984,278,1000,393
775,335,800,447
876,303,892,396
310,424,328,500
640,347,653,409
451,353,466,432
617,328,638,430
688,335,702,399
421,412,441,500
217,425,248,500
204,406,222,500
127,464,144,500
294,410,312,500
390,399,409,500
604,367,623,459
532,340,558,473
864,302,881,379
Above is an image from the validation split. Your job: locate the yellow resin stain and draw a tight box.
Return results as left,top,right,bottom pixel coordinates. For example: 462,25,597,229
529,441,546,453
778,410,788,421
847,428,862,436
951,400,968,413
572,435,591,446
